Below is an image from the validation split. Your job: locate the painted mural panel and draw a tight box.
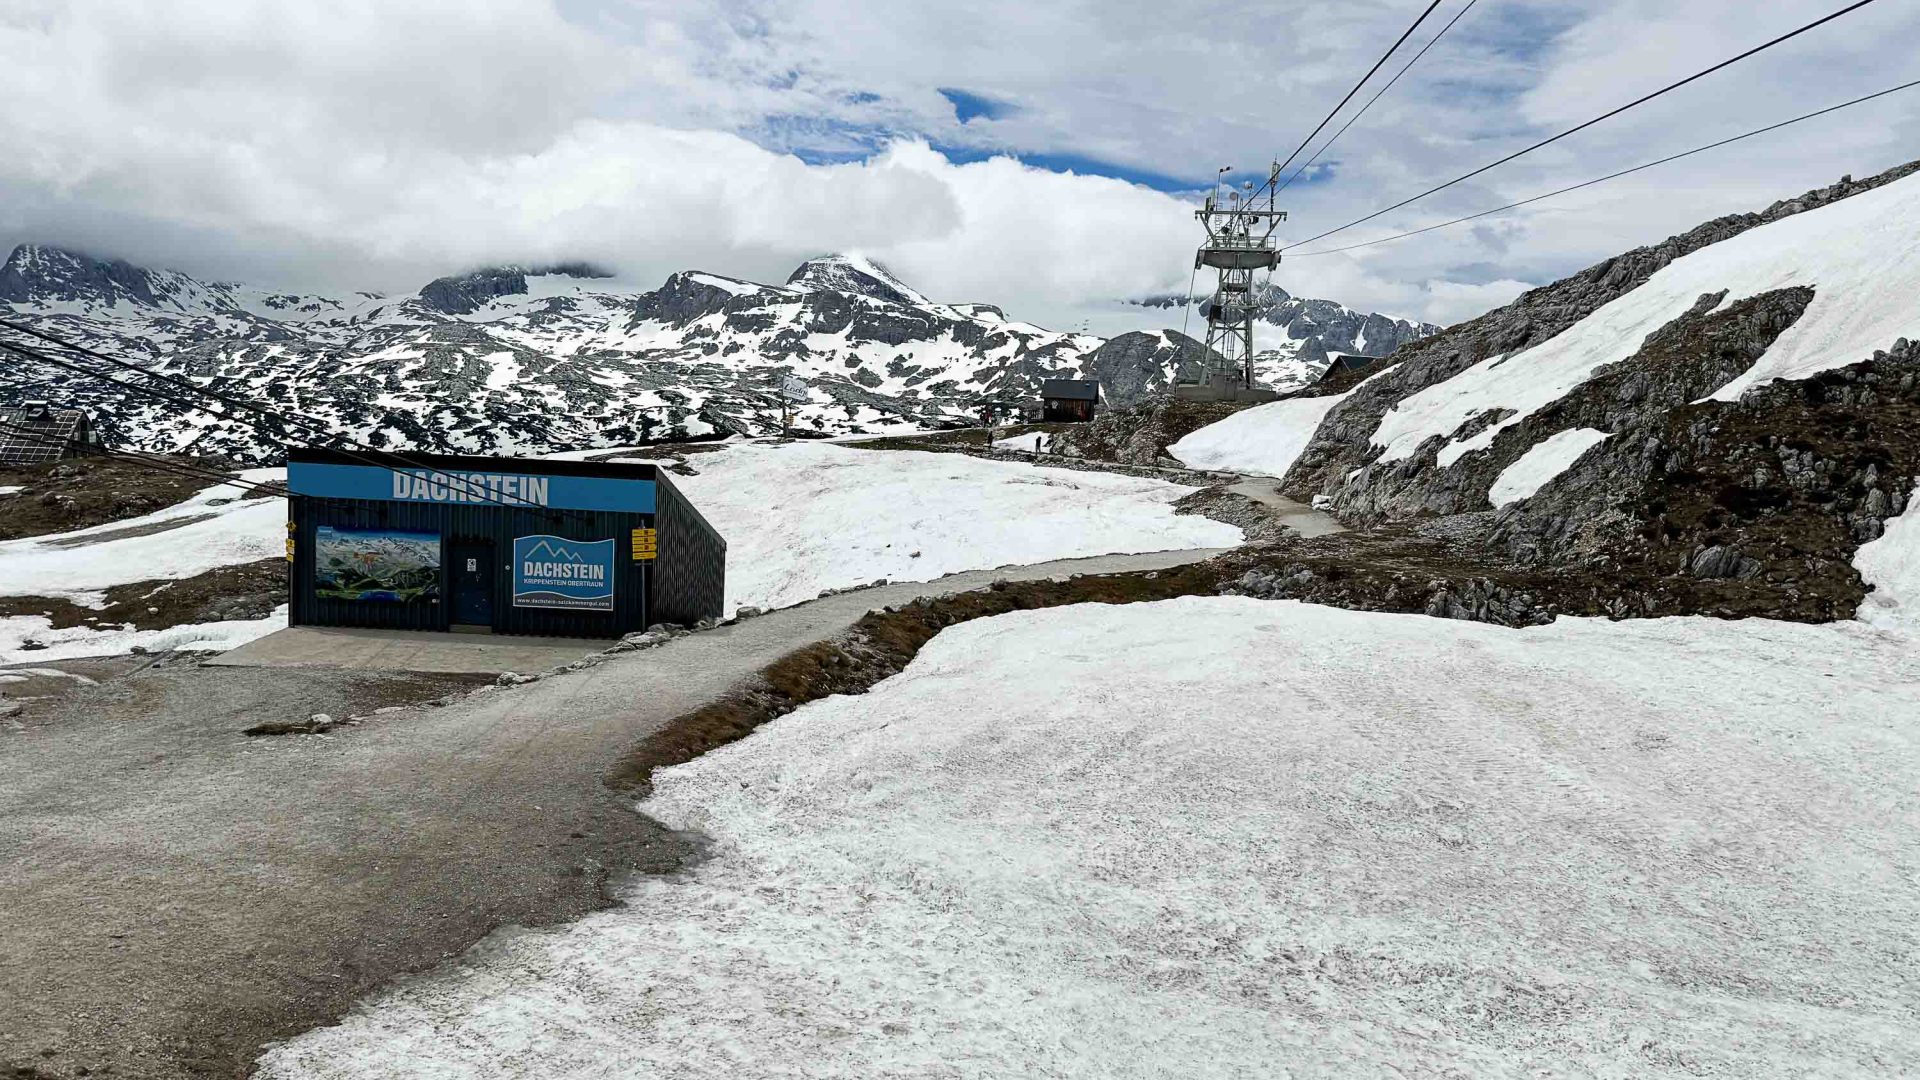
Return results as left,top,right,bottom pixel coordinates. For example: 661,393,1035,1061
315,527,441,603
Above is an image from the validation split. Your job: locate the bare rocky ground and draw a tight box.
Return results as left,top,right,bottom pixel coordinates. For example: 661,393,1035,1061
1044,398,1256,466
0,456,246,541
0,558,286,638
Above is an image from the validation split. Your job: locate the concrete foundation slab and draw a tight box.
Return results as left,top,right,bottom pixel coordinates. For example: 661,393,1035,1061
204,626,609,675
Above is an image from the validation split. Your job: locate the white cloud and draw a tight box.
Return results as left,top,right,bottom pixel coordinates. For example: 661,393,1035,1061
2,0,1916,330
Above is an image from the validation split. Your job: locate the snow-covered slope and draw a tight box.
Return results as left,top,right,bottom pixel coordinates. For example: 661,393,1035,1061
1855,479,1920,631
1371,176,1920,469
1168,370,1385,478
254,596,1920,1079
605,442,1239,614
0,472,288,662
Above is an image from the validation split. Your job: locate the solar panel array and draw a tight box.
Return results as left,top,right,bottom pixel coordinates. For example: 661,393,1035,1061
0,405,85,466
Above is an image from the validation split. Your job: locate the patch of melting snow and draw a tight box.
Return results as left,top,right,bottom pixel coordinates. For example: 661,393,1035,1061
0,472,285,601
1488,427,1612,506
1854,479,1920,631
1,606,288,665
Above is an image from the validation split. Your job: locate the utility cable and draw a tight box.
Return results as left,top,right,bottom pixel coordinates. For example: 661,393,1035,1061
0,419,289,501
1275,0,1480,197
1264,0,1449,196
1285,0,1884,250
1177,262,1201,343
1286,75,1920,257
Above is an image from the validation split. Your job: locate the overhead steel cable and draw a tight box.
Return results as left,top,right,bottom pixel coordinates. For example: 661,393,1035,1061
0,409,286,496
1274,0,1480,197
0,321,588,516
0,338,278,438
1261,0,1449,200
0,418,289,501
1284,0,1885,251
1286,75,1920,257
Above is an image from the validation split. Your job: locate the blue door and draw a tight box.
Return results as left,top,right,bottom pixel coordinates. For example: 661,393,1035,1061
450,541,494,627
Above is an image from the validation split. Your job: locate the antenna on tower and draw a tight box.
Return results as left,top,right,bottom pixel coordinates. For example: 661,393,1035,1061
1183,161,1287,390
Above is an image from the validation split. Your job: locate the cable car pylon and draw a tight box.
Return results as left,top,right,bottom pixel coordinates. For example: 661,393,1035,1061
1187,162,1287,393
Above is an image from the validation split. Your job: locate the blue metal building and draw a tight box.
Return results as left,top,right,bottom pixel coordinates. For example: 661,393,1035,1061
285,449,725,638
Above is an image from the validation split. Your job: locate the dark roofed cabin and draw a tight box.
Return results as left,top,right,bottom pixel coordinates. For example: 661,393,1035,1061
0,402,100,467
1041,380,1100,423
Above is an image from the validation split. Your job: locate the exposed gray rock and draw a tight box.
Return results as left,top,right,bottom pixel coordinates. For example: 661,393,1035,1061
1285,161,1920,519
418,268,529,315
1079,331,1212,406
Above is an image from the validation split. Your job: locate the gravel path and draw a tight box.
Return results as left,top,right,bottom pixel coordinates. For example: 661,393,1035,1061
0,546,1233,1079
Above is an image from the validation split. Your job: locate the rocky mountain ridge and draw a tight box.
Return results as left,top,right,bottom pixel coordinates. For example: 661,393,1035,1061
1135,281,1440,391
0,247,1426,461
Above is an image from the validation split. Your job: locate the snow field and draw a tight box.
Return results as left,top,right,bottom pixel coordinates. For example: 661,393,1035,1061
256,597,1920,1078
1168,389,1354,478
1487,427,1612,506
633,441,1240,615
1373,170,1920,465
0,471,287,602
0,472,289,663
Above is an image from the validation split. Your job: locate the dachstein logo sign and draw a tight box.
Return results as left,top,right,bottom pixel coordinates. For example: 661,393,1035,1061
512,535,616,611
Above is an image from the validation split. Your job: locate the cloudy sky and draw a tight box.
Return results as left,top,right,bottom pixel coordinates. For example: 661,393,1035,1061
2,0,1916,329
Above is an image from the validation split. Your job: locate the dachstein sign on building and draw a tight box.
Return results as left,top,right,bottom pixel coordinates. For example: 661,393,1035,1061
513,535,616,611
284,449,725,638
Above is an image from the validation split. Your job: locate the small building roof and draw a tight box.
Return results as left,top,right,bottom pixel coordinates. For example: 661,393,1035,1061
1327,353,1381,373
286,446,662,482
0,402,88,466
1041,379,1100,401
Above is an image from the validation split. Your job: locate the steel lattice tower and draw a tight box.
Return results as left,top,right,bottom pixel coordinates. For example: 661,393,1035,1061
1192,164,1287,388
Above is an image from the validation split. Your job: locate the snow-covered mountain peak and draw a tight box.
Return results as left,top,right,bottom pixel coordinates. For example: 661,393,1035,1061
0,243,202,312
785,254,931,307
1,235,1442,460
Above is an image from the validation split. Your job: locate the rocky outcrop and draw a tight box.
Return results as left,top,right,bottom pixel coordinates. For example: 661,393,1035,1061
1329,286,1819,522
1284,161,1920,512
417,268,530,314
1050,398,1252,467
0,244,177,308
1079,331,1213,406
1486,338,1920,621
785,255,924,306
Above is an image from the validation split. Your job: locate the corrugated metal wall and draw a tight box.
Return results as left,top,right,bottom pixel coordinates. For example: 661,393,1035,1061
650,472,727,627
290,497,663,637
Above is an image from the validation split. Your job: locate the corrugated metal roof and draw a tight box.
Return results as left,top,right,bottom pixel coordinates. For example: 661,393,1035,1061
0,404,87,466
1041,380,1100,401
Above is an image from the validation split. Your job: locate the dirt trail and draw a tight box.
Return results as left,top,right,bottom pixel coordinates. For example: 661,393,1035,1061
1223,475,1345,538
0,546,1234,1080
